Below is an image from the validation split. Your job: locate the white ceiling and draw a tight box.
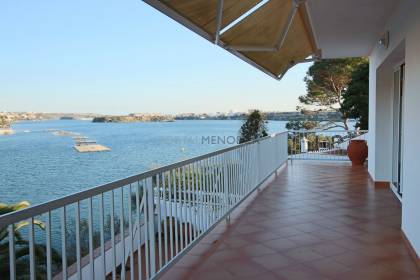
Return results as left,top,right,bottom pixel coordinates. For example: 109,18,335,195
306,0,398,58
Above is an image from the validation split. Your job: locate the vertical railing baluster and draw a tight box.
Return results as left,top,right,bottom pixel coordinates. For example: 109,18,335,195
208,158,212,224
223,153,229,216
202,160,208,228
246,144,250,192
206,159,211,228
257,142,260,184
216,156,222,220
156,175,163,269
228,151,233,209
237,148,242,197
209,157,217,224
232,150,241,204
182,166,187,247
110,190,117,280
238,148,243,196
234,149,239,202
241,147,247,199
28,217,35,280
146,177,156,277
250,143,254,186
128,184,134,280
46,212,52,280
143,180,150,279
243,145,249,193
219,154,224,216
88,198,94,280
173,169,179,254
192,162,197,239
75,202,81,280
214,156,219,223
238,148,243,197
254,142,258,187
120,187,126,280
199,161,204,234
244,145,248,193
194,162,200,237
242,146,246,194
135,181,143,280
198,162,203,231
8,224,16,280
244,145,251,194
168,171,173,259
235,149,240,197
225,152,233,209
225,152,230,211
248,144,253,189
61,207,67,280
214,156,220,220
100,193,106,280
219,154,224,215
187,164,192,243
177,168,184,251
198,161,203,236
162,174,168,265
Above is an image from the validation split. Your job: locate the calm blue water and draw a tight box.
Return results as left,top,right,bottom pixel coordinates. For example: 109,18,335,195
0,120,287,206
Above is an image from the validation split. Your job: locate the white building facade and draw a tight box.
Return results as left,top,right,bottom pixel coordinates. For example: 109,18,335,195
367,0,420,257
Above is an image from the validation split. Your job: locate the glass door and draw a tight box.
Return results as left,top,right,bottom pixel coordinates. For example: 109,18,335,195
392,64,404,196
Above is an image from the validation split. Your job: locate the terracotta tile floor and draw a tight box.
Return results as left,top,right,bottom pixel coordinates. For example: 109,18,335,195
159,161,419,280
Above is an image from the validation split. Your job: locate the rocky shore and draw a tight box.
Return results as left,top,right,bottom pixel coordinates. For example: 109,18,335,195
0,128,14,135
0,115,13,134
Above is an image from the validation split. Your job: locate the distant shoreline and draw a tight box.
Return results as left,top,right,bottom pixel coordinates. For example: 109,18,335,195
1,111,344,124
92,115,175,123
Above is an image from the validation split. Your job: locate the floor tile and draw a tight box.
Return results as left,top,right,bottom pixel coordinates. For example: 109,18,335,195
155,161,417,280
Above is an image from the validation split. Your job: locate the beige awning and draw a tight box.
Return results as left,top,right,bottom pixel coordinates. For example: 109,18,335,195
160,0,262,35
144,0,319,79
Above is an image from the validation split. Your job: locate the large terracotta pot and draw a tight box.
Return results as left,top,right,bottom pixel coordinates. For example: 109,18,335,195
347,140,368,165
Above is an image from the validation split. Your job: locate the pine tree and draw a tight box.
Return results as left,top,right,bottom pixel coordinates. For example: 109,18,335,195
238,110,268,144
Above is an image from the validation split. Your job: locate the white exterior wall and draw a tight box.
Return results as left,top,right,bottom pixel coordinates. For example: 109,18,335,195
369,0,420,255
401,9,420,257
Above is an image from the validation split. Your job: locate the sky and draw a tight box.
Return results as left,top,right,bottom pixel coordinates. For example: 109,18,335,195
0,0,311,115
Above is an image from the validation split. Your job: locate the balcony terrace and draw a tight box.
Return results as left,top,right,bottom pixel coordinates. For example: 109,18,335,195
158,161,418,280
1,131,419,280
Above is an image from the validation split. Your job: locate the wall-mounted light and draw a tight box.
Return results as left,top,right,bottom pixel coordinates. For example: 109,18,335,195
379,31,389,49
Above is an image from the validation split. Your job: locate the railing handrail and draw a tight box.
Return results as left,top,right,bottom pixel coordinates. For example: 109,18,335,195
288,129,369,162
0,131,288,227
288,129,368,133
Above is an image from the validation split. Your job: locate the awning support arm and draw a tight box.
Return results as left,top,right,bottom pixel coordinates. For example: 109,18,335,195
274,0,301,50
277,54,316,80
215,0,224,44
226,45,277,52
225,0,306,52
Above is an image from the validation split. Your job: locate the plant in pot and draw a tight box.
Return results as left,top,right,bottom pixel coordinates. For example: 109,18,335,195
347,139,368,165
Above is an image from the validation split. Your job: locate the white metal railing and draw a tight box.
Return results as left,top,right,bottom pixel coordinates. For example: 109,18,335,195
288,130,368,161
0,132,288,280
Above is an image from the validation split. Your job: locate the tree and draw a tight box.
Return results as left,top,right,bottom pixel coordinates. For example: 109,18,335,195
285,120,319,131
298,58,368,130
238,110,268,144
342,61,369,130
